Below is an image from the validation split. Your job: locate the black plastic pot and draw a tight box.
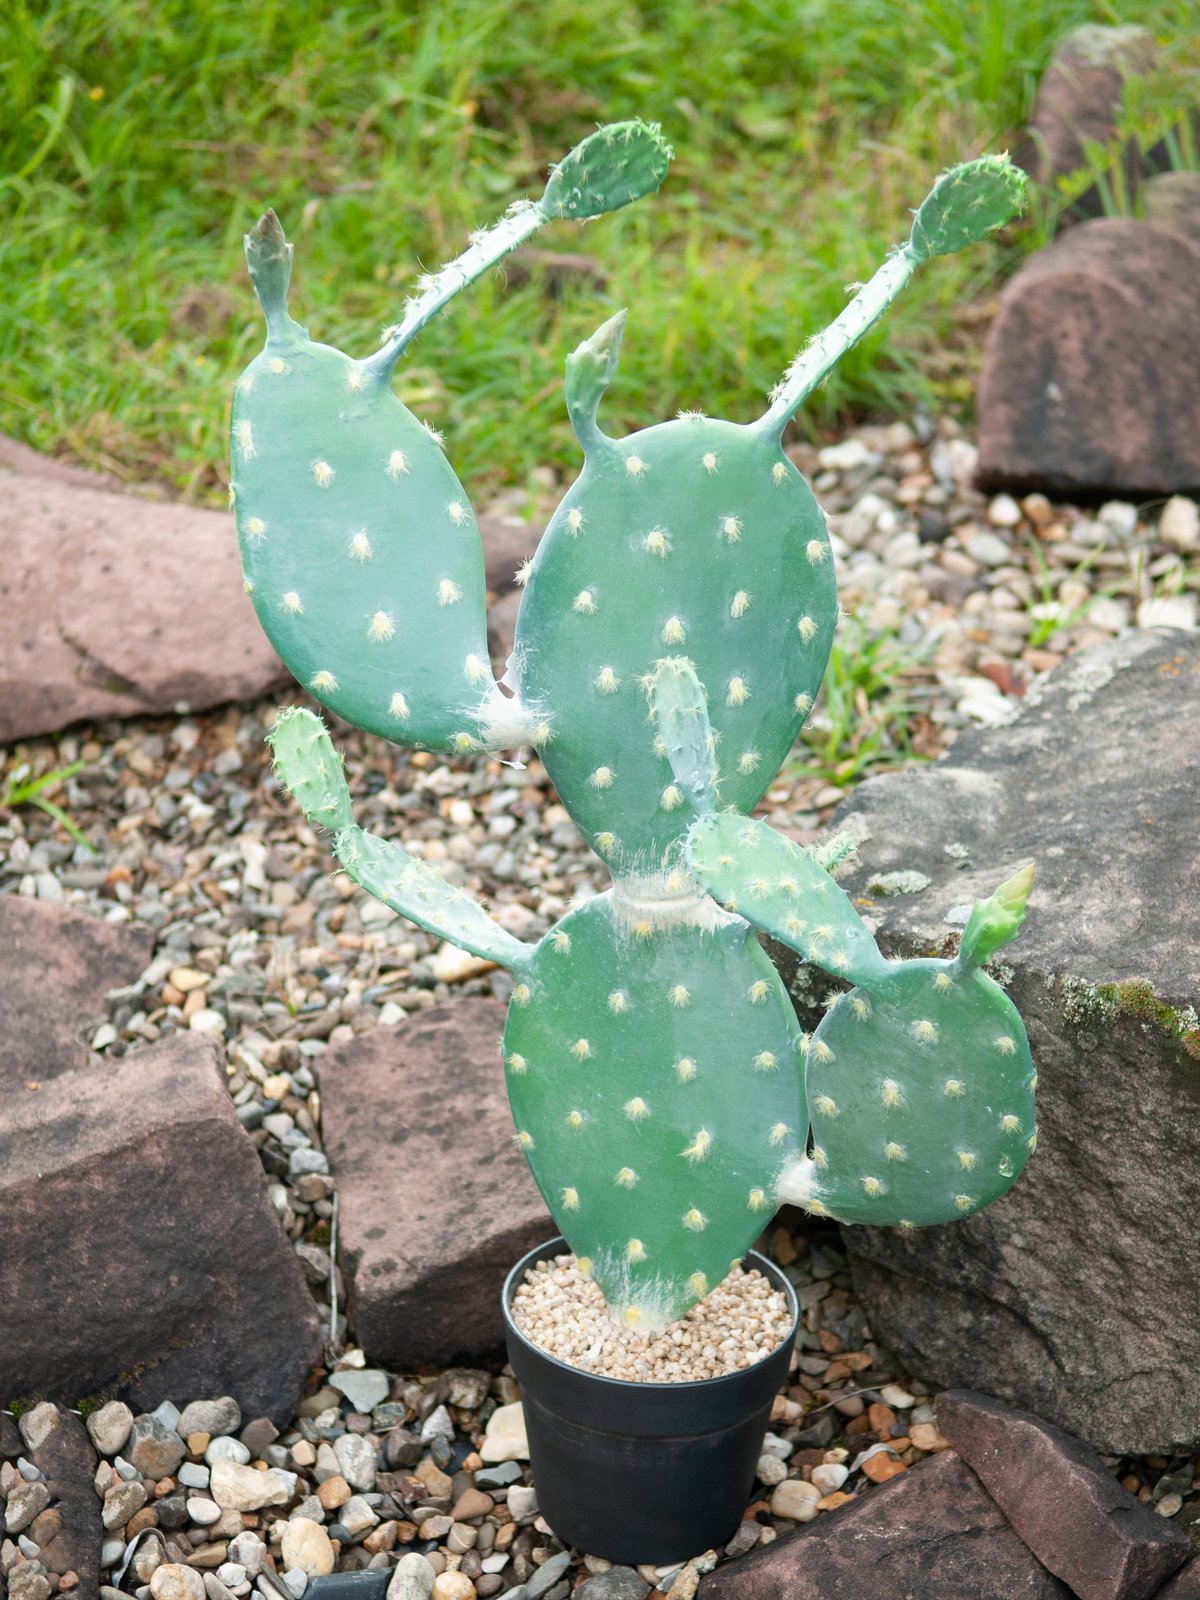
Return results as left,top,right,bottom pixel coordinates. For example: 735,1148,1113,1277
502,1237,798,1565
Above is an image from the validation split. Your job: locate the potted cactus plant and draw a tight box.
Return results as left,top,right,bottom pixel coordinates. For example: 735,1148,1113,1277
229,124,1037,1563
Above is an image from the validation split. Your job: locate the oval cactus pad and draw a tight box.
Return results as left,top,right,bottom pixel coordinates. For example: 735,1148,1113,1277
515,411,836,874
502,892,805,1328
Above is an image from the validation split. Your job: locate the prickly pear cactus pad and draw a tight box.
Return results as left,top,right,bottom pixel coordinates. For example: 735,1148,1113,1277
231,122,670,756
786,958,1036,1227
513,318,836,874
685,811,890,989
501,891,804,1327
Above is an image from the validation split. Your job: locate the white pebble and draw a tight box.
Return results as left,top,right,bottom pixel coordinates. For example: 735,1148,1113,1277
1160,495,1199,553
987,494,1023,527
811,1462,848,1493
186,1496,221,1525
1138,596,1197,630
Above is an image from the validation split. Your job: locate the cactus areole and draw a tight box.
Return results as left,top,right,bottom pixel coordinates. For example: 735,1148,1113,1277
232,132,1035,1334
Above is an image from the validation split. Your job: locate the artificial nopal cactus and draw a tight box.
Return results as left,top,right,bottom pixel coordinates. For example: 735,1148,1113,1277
244,148,1034,1332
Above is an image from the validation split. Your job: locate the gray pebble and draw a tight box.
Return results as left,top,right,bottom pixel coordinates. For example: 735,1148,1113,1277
4,1480,50,1533
88,1400,135,1457
329,1369,390,1415
178,1462,210,1490
526,1552,572,1599
128,1415,186,1478
387,1552,434,1600
178,1398,242,1439
333,1432,377,1492
206,1437,251,1467
474,1461,522,1489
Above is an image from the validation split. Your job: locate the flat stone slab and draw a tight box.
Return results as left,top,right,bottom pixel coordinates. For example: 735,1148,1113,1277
779,632,1200,1454
0,896,152,1086
936,1390,1188,1600
317,999,551,1366
0,437,290,742
698,1451,1072,1598
0,1032,320,1421
977,218,1200,498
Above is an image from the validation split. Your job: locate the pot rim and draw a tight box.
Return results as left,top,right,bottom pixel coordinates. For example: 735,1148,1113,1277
501,1234,799,1394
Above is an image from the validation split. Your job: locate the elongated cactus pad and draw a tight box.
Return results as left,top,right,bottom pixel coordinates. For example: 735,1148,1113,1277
268,707,529,970
783,956,1036,1227
232,123,670,756
501,890,805,1327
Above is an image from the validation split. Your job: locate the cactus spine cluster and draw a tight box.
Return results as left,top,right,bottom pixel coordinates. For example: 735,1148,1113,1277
235,136,1035,1331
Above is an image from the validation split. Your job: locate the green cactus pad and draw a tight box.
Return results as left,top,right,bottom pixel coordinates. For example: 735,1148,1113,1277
266,706,353,833
232,283,494,755
332,824,531,971
908,155,1026,263
685,812,889,988
785,957,1036,1227
514,329,836,874
541,120,672,221
956,862,1035,970
502,891,805,1327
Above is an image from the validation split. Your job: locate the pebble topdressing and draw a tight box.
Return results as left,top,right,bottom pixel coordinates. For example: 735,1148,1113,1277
511,1253,793,1382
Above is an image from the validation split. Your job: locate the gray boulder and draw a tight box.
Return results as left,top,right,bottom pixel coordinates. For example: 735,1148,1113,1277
773,631,1199,1454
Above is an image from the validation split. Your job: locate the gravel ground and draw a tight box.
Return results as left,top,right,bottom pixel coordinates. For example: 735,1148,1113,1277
3,416,1200,1596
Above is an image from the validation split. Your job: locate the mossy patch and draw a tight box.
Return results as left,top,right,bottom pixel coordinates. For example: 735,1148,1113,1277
1063,974,1199,1059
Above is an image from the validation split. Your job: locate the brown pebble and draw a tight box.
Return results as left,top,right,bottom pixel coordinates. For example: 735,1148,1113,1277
396,1521,419,1544
833,1396,864,1418
186,1433,211,1457
862,1453,907,1484
363,1522,398,1555
888,1436,911,1453
867,1403,896,1436
155,1478,176,1497
816,1491,854,1511
415,1458,454,1500
317,1476,352,1511
452,1489,494,1522
58,1576,78,1593
822,1361,851,1382
845,1415,872,1437
126,1507,160,1537
186,1543,229,1568
909,1422,950,1452
461,1453,483,1473
1121,1473,1142,1493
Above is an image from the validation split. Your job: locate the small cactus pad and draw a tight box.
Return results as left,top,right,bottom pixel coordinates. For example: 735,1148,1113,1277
685,812,889,988
541,120,672,220
266,706,353,833
646,656,719,817
909,155,1026,262
502,891,804,1327
514,324,835,873
785,957,1036,1226
956,862,1035,969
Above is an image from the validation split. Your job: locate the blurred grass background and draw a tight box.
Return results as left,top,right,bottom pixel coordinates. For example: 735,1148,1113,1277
1,0,1196,502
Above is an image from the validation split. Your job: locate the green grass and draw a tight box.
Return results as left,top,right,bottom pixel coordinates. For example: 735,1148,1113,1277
1,0,1195,500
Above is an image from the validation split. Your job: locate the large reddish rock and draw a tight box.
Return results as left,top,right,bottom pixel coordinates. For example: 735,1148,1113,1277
698,1451,1072,1599
976,218,1200,499
0,1032,320,1420
769,633,1200,1454
1159,1562,1200,1599
1019,25,1156,211
0,437,290,741
317,1000,551,1365
0,896,152,1086
936,1390,1188,1600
